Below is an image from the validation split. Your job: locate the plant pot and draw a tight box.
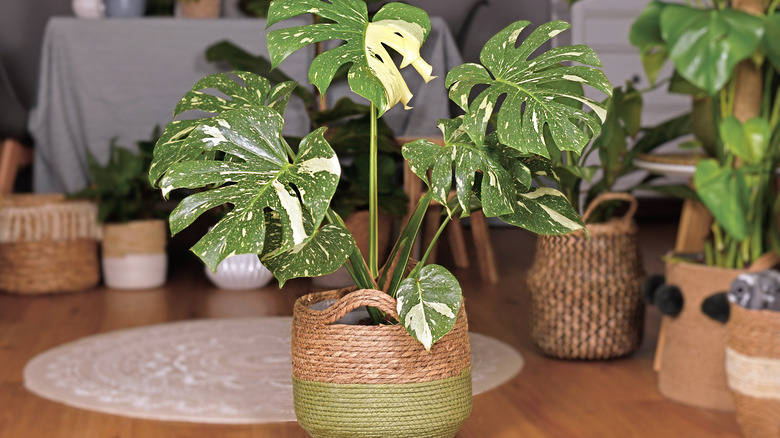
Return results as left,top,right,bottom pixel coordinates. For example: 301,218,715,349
177,0,221,18
291,288,472,438
656,258,746,411
726,304,780,437
312,210,393,288
0,195,101,294
105,0,147,17
101,219,168,289
203,253,273,290
526,193,645,360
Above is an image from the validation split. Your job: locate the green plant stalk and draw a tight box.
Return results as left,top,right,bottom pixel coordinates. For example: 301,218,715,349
770,0,779,14
705,239,715,266
369,103,379,279
408,204,462,279
713,223,725,267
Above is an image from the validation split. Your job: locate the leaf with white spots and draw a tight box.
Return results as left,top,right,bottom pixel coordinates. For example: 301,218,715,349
396,264,462,350
266,0,434,115
402,117,528,218
444,20,612,157
158,107,341,272
499,186,584,235
262,224,355,287
149,72,296,186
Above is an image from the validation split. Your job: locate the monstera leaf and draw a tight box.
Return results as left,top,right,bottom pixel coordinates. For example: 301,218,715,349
155,106,349,278
445,20,611,156
764,13,780,69
149,72,296,185
660,5,764,96
694,159,749,241
396,264,462,350
266,0,435,115
499,186,585,235
402,117,529,218
629,0,668,86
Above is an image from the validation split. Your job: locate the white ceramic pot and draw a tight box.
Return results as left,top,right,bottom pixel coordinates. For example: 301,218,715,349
102,253,167,289
72,0,106,18
204,253,273,290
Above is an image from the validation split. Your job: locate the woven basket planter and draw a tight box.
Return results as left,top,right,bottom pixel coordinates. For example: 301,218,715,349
726,304,780,437
177,0,220,18
0,194,100,294
526,193,645,360
102,219,168,289
655,259,746,411
292,288,472,438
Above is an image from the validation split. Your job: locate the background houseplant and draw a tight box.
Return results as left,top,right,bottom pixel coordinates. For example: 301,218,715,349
627,0,780,412
148,0,610,435
75,130,168,289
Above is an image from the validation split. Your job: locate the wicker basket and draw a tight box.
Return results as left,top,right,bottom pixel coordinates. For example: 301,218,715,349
656,259,751,411
178,0,221,18
526,193,645,360
726,304,780,437
0,194,100,294
292,288,472,438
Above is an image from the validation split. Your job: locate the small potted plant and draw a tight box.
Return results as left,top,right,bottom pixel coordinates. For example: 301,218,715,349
149,1,610,435
76,130,168,290
628,0,780,413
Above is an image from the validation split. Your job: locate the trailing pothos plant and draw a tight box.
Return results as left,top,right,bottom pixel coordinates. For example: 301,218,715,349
629,0,780,268
148,0,611,349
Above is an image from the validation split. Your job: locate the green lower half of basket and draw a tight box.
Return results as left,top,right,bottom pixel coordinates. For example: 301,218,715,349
293,368,473,438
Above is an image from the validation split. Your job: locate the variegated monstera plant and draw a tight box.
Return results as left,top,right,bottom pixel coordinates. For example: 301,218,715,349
149,0,611,349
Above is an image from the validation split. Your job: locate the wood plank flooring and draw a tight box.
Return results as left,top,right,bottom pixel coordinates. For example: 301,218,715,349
0,220,742,437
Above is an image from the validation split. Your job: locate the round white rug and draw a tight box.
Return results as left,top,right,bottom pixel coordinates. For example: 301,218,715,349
24,317,523,424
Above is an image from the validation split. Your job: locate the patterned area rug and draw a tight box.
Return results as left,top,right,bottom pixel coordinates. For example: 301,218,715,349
24,317,523,424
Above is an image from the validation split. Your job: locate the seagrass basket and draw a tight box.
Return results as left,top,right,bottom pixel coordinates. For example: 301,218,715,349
291,288,472,438
526,193,645,360
726,304,780,437
0,194,100,294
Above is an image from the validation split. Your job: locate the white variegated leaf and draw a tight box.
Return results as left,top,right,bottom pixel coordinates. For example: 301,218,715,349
396,264,462,350
444,20,611,156
499,186,584,235
267,0,434,115
158,107,341,272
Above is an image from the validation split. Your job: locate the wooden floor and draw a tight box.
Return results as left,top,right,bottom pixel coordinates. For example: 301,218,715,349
0,219,742,437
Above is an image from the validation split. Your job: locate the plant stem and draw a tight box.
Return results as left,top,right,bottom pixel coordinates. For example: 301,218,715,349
770,0,779,14
411,212,453,279
369,103,379,279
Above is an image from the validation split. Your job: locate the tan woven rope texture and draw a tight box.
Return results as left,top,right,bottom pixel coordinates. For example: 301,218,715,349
727,305,780,437
526,193,644,360
178,0,221,18
102,219,167,258
0,195,99,294
292,288,471,384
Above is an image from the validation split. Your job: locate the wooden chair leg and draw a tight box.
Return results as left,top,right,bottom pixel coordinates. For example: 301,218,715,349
0,139,33,195
448,220,469,268
470,210,499,283
422,202,442,264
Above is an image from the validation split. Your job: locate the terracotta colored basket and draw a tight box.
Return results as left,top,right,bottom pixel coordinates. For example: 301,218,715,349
178,0,221,18
727,304,780,437
0,194,100,294
527,193,645,360
291,288,472,438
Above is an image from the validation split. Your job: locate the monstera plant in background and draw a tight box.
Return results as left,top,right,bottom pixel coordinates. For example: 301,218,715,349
148,0,610,436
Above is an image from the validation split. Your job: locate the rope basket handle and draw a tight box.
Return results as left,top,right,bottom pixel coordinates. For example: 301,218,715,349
581,192,638,226
310,289,399,325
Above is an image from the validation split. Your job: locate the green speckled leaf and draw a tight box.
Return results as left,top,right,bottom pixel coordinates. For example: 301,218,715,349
262,224,354,286
149,72,296,185
158,107,341,271
445,21,611,156
401,117,527,218
396,264,462,350
266,0,433,114
499,186,584,235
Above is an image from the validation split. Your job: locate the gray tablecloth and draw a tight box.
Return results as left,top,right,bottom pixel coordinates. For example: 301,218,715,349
29,17,462,194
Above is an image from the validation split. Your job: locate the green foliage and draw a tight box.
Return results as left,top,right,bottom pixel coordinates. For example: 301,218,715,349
151,2,611,348
73,129,161,224
445,20,611,156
